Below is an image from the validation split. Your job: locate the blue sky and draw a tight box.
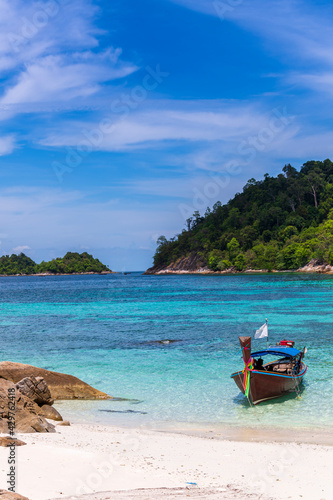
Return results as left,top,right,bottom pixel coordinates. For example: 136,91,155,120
1,0,333,270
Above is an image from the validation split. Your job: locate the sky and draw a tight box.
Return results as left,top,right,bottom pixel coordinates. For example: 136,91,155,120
1,0,333,270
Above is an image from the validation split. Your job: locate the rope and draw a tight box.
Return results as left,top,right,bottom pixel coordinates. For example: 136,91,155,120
239,347,261,419
242,356,254,398
291,359,303,399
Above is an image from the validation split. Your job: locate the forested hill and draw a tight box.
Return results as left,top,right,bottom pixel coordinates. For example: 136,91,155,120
148,159,333,273
0,252,112,276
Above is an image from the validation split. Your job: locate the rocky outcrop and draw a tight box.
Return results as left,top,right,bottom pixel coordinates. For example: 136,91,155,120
146,255,333,275
16,376,53,406
0,379,55,433
298,259,333,273
0,362,111,400
145,253,210,275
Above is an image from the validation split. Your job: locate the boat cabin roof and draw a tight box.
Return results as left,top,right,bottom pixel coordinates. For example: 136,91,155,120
251,346,301,358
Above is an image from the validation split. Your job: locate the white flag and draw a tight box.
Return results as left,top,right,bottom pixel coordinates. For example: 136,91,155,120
255,323,268,339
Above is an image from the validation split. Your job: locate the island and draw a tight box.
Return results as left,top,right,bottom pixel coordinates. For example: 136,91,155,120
0,251,113,276
146,159,333,274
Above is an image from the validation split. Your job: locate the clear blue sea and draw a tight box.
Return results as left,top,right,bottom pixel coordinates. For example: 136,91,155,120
1,273,332,432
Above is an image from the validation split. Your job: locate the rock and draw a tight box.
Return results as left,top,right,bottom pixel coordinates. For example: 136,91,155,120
38,405,63,421
0,491,29,499
57,420,70,426
145,252,209,274
0,436,26,447
298,258,333,273
0,362,111,400
16,376,53,406
0,378,55,433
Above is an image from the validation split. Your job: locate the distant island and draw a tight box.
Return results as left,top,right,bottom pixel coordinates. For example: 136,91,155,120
146,159,333,274
0,252,113,276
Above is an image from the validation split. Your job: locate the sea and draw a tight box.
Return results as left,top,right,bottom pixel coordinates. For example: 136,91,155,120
1,272,332,432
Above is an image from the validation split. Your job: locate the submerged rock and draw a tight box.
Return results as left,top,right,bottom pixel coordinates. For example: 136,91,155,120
143,339,181,346
0,362,111,400
99,409,147,415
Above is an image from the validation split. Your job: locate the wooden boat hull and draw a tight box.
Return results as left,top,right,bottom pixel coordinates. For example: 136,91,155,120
231,362,307,404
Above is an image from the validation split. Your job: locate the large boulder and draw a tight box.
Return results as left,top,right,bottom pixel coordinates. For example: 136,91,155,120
16,376,53,406
0,362,111,400
0,379,55,433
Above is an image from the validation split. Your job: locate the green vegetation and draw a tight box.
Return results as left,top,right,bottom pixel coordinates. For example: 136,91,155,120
153,159,333,272
0,253,36,275
0,252,111,276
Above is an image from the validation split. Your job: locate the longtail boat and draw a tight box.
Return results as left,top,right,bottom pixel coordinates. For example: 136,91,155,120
231,336,307,405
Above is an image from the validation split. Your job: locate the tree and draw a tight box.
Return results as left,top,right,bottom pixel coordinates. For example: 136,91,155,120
208,249,223,271
150,159,333,272
306,168,325,208
227,238,240,262
234,253,246,271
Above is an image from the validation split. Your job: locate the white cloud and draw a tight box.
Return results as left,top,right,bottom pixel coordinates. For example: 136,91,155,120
0,0,137,108
39,102,270,151
1,53,136,105
13,245,31,254
0,135,16,155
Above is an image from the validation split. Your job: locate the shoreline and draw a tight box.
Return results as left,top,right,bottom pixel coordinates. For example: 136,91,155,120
145,258,333,275
0,271,116,277
145,269,333,275
3,421,332,500
52,402,333,446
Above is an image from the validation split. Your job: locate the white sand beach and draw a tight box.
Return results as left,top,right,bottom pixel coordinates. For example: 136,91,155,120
1,423,332,500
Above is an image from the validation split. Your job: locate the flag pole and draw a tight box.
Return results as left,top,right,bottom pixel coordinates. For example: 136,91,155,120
266,318,268,348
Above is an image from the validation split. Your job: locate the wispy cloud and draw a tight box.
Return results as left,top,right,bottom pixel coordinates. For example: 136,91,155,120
0,134,15,155
38,101,270,151
1,51,136,105
0,0,137,109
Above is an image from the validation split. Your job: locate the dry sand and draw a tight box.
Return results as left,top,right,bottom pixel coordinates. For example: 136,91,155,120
0,423,332,500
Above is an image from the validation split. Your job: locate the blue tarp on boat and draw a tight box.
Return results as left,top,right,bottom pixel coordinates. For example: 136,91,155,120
251,346,301,358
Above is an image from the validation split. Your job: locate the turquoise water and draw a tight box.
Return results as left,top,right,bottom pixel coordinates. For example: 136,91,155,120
0,273,332,431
